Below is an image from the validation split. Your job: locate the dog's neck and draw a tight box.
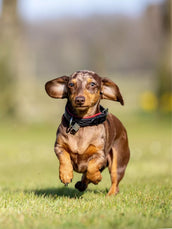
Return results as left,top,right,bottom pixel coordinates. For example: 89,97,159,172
66,101,101,118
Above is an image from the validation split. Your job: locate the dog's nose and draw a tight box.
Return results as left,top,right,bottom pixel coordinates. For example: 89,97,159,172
75,96,85,105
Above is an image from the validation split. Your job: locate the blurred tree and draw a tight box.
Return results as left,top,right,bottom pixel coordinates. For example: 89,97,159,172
0,0,35,120
0,57,16,116
0,0,18,118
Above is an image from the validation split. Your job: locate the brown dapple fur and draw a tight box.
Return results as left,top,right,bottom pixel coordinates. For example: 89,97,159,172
45,70,130,196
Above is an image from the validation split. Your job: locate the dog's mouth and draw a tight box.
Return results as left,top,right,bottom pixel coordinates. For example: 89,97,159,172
75,105,88,108
74,105,89,110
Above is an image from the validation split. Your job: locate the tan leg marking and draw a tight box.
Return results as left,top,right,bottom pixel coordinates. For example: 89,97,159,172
57,150,73,185
86,158,102,184
107,148,118,196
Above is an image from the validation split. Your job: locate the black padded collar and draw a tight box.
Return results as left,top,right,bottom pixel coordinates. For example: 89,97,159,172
63,105,108,134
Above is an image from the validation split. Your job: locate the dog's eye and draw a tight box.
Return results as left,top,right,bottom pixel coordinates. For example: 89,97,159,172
69,82,74,87
90,82,96,87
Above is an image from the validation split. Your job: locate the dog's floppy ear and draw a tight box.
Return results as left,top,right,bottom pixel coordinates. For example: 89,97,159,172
45,76,69,98
101,78,124,105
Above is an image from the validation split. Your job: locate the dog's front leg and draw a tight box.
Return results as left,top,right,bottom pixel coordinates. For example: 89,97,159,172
86,154,104,185
54,144,73,185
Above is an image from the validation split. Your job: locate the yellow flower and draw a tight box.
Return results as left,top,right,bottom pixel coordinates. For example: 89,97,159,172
140,91,158,112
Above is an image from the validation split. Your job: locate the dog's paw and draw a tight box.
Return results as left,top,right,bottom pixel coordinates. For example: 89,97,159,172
75,181,87,192
107,186,119,196
86,170,102,185
59,172,73,185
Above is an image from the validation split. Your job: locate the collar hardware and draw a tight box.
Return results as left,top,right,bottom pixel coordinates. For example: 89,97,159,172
66,119,80,134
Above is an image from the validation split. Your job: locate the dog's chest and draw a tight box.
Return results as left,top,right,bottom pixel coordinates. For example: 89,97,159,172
62,124,105,155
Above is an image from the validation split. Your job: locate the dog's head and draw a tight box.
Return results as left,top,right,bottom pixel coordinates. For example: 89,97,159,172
45,70,124,110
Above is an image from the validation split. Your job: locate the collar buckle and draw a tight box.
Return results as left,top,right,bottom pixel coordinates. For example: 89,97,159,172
67,117,80,134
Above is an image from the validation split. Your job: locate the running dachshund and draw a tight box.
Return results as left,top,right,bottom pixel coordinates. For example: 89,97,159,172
45,70,130,196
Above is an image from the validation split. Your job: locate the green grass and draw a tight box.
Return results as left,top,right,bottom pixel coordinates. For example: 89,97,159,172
0,114,171,229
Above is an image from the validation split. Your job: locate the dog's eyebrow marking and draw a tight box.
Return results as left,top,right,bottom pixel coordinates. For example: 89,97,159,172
87,78,95,83
69,79,77,83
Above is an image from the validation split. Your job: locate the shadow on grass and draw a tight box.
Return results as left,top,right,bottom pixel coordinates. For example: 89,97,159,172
30,187,84,199
25,186,108,199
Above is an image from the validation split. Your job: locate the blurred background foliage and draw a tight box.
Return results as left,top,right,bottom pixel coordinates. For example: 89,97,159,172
0,2,171,227
0,0,171,122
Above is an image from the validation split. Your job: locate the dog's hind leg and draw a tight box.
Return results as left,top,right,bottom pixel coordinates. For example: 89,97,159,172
107,148,118,196
107,137,130,196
